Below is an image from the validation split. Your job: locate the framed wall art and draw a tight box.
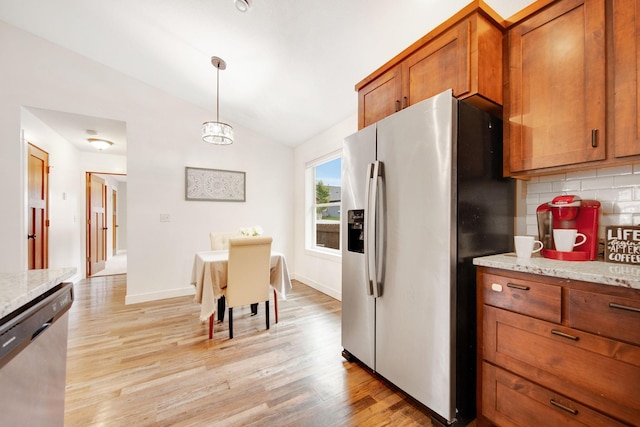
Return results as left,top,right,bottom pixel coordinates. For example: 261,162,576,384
185,167,246,202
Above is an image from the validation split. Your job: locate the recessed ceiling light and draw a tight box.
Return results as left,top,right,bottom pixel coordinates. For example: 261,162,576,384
235,0,250,12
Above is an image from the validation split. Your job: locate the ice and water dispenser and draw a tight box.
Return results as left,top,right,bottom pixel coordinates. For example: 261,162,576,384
347,209,365,253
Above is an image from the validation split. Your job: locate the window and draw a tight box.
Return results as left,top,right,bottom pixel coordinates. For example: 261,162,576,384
307,154,341,253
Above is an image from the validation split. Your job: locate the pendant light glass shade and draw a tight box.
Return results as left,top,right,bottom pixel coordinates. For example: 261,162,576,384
202,121,234,145
202,56,234,145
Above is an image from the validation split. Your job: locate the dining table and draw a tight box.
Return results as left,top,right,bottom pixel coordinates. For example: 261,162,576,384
191,250,292,323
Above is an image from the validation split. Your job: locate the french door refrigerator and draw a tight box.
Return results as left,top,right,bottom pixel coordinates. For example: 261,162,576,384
341,90,514,426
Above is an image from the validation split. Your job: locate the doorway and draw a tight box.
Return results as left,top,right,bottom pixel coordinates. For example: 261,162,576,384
86,172,127,277
27,143,49,270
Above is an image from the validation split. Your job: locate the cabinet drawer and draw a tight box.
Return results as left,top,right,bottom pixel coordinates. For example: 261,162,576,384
483,305,640,424
481,272,561,323
568,288,640,346
482,362,627,427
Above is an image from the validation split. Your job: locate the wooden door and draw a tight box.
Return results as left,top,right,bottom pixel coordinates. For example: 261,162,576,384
613,0,640,158
27,143,49,270
357,64,402,129
403,19,471,106
87,173,107,275
506,0,606,173
112,189,117,253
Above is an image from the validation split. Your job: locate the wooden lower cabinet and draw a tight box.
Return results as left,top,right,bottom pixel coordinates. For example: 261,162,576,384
476,267,640,427
482,363,627,427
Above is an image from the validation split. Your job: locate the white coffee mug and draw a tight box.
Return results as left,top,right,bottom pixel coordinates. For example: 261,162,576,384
514,235,544,258
553,229,587,252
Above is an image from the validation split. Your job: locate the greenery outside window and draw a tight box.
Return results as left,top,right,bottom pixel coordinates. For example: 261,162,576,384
307,154,341,253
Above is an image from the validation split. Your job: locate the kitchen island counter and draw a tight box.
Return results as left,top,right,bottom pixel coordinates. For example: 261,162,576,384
473,253,640,290
0,268,76,318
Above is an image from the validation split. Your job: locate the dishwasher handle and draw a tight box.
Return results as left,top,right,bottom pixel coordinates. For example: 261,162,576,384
32,320,53,340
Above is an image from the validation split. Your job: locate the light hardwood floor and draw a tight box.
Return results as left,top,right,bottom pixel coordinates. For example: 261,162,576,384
64,275,437,426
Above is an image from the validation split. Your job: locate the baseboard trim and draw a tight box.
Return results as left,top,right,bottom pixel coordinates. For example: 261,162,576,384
125,286,195,305
292,273,341,301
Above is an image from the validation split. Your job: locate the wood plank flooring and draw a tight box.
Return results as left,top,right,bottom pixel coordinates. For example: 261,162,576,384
64,275,437,426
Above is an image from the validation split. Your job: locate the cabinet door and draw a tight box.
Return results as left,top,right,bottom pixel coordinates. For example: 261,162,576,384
403,19,471,107
613,0,640,158
483,305,640,424
357,64,402,129
506,0,606,173
482,363,628,427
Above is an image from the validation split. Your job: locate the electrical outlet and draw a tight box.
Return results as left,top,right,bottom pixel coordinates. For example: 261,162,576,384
160,214,171,222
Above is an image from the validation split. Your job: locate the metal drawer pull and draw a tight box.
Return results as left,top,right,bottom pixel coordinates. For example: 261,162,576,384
591,129,598,148
506,283,530,291
551,329,579,341
609,302,640,313
550,399,578,415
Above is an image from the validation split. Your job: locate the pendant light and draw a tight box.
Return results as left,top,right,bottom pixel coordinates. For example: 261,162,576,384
202,56,234,145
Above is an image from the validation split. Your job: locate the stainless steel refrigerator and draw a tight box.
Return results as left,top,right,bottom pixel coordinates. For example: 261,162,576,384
341,90,514,426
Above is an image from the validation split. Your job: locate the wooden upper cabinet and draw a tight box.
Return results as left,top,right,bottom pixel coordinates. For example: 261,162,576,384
357,65,402,129
505,0,606,175
356,3,504,130
613,0,640,158
403,20,472,107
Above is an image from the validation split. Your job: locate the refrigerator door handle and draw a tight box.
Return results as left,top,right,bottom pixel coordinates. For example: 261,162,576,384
367,160,382,298
373,160,387,298
364,163,375,296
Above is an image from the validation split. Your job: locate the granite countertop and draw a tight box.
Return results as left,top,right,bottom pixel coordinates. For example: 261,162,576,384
473,253,640,290
0,268,76,319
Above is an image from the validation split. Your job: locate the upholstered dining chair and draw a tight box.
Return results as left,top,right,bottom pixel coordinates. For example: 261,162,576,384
209,231,280,332
210,231,238,250
223,236,273,339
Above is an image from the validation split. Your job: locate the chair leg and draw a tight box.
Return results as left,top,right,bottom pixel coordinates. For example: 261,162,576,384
266,301,270,330
229,307,234,339
209,314,214,339
217,296,226,322
273,289,278,324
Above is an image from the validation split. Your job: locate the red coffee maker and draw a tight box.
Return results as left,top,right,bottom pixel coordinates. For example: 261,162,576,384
536,195,600,260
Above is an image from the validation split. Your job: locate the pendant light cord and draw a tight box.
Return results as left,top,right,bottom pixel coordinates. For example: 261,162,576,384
216,64,220,122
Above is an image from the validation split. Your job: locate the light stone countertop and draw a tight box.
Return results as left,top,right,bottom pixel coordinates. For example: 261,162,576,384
0,268,76,319
473,253,640,290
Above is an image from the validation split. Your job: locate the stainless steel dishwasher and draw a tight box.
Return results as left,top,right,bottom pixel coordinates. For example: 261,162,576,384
0,282,74,427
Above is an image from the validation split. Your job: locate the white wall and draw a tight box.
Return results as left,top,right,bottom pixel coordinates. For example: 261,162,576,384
0,21,294,303
293,114,357,300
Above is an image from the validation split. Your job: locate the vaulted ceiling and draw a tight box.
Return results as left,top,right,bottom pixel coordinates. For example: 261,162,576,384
0,0,535,151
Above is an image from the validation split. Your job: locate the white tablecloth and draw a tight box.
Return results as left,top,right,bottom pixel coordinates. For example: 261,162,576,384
191,250,292,321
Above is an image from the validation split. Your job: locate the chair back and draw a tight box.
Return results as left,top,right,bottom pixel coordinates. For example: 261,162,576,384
210,231,239,250
226,236,272,308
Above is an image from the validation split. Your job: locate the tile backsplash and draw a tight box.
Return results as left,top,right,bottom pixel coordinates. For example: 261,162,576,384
522,163,640,241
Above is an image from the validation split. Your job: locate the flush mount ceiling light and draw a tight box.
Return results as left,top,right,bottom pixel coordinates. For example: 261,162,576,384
235,0,250,12
202,56,234,145
87,138,113,151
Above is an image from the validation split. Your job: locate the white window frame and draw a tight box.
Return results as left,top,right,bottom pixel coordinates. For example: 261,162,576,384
305,150,342,258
